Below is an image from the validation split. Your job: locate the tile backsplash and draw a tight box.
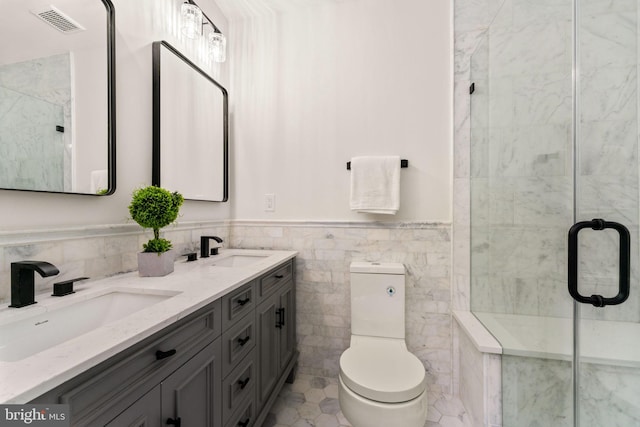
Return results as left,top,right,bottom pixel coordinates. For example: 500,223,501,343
0,221,230,303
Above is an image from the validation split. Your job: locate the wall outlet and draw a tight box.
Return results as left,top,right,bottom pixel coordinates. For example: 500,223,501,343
264,193,275,212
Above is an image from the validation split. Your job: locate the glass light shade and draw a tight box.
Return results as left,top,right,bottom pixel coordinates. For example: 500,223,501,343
181,3,202,39
208,32,227,62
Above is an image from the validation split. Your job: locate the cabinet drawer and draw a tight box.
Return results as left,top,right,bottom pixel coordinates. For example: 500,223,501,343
222,311,256,377
222,281,256,329
258,261,293,300
222,351,256,424
54,300,222,426
225,392,255,427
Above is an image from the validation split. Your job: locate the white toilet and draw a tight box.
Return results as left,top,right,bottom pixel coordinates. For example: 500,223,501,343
338,262,428,427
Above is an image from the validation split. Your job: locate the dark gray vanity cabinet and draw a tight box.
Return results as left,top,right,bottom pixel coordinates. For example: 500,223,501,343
104,385,161,427
220,281,258,427
255,260,297,422
160,339,222,426
31,257,297,427
105,339,222,427
32,299,224,427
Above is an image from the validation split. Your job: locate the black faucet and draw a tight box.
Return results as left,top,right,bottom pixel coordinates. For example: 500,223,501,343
10,261,60,308
200,236,223,258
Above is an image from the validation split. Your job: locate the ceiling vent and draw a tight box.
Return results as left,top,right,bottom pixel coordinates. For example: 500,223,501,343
31,6,86,34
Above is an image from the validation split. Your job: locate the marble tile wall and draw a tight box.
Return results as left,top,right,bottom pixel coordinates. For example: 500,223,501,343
230,221,454,397
0,54,72,192
501,355,572,427
455,323,502,427
502,354,640,426
466,0,576,321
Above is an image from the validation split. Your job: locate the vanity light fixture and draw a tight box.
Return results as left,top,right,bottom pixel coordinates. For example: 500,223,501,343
208,32,226,63
180,0,227,63
181,2,202,39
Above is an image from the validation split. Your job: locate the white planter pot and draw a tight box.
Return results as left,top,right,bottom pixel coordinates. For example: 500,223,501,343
137,250,175,277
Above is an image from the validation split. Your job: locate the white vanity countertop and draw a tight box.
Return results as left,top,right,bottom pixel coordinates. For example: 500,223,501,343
0,249,297,403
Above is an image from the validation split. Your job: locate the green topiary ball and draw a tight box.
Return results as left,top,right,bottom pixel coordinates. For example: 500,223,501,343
129,186,184,234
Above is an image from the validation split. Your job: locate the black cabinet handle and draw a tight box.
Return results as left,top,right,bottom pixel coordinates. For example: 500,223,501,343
156,349,177,360
237,336,251,346
274,274,284,279
568,218,631,307
167,417,181,426
275,308,284,329
280,307,285,327
237,377,251,389
238,418,250,427
237,297,250,306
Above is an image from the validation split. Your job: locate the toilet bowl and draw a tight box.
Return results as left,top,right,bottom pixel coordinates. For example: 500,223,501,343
338,262,428,427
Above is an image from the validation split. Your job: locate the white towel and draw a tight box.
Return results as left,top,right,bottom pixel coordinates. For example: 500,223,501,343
349,156,400,215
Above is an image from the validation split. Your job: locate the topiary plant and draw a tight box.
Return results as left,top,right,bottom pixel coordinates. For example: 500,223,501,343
129,186,184,254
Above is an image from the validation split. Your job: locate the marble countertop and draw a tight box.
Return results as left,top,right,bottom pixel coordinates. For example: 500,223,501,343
0,249,297,403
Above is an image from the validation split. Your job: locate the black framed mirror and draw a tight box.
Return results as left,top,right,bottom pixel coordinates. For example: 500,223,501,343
152,40,228,202
0,0,115,195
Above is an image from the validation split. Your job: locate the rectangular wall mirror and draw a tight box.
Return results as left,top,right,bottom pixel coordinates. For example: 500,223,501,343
152,41,228,202
0,0,115,195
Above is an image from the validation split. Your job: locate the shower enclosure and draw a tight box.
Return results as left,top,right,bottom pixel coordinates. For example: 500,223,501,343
469,0,640,425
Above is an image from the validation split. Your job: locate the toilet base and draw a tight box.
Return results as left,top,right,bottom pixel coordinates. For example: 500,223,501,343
338,375,428,427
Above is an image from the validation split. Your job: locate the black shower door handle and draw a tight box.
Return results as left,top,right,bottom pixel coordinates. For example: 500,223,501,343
568,218,630,307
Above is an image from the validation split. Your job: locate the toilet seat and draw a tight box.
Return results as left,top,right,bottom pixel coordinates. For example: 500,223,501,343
339,336,426,403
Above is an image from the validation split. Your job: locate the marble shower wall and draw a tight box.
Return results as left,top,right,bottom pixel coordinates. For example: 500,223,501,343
230,222,453,397
454,1,640,425
502,355,640,426
576,0,639,322
0,54,73,192
455,322,502,427
458,0,640,322
468,0,575,319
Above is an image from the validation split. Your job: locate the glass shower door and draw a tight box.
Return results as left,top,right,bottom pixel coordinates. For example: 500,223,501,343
468,0,640,424
469,0,578,423
572,0,640,425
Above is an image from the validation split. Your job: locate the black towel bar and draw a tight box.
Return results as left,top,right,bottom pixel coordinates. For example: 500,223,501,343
347,159,408,170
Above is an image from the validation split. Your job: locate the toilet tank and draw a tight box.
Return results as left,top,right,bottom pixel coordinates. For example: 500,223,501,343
350,262,405,339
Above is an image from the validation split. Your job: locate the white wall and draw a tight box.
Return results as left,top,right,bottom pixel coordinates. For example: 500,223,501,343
223,0,452,222
0,0,231,229
0,0,451,228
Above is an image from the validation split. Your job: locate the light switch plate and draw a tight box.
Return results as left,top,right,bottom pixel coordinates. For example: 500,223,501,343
265,193,275,212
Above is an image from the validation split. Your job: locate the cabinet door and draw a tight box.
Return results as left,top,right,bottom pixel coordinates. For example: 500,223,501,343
278,281,295,373
256,292,279,408
161,339,222,427
105,386,161,427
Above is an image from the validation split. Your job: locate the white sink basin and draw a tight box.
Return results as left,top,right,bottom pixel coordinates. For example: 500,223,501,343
211,254,269,268
0,289,179,362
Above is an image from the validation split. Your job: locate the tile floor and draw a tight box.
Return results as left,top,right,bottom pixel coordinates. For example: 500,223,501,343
262,374,474,427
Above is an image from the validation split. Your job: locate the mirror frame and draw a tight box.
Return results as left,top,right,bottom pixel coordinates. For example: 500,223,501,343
152,40,229,202
104,0,116,196
0,0,116,196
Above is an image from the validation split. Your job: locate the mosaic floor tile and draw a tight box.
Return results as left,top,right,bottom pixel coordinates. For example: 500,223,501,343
262,374,472,427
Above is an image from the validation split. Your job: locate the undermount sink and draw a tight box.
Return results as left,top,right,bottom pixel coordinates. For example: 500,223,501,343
0,289,179,362
210,254,269,268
